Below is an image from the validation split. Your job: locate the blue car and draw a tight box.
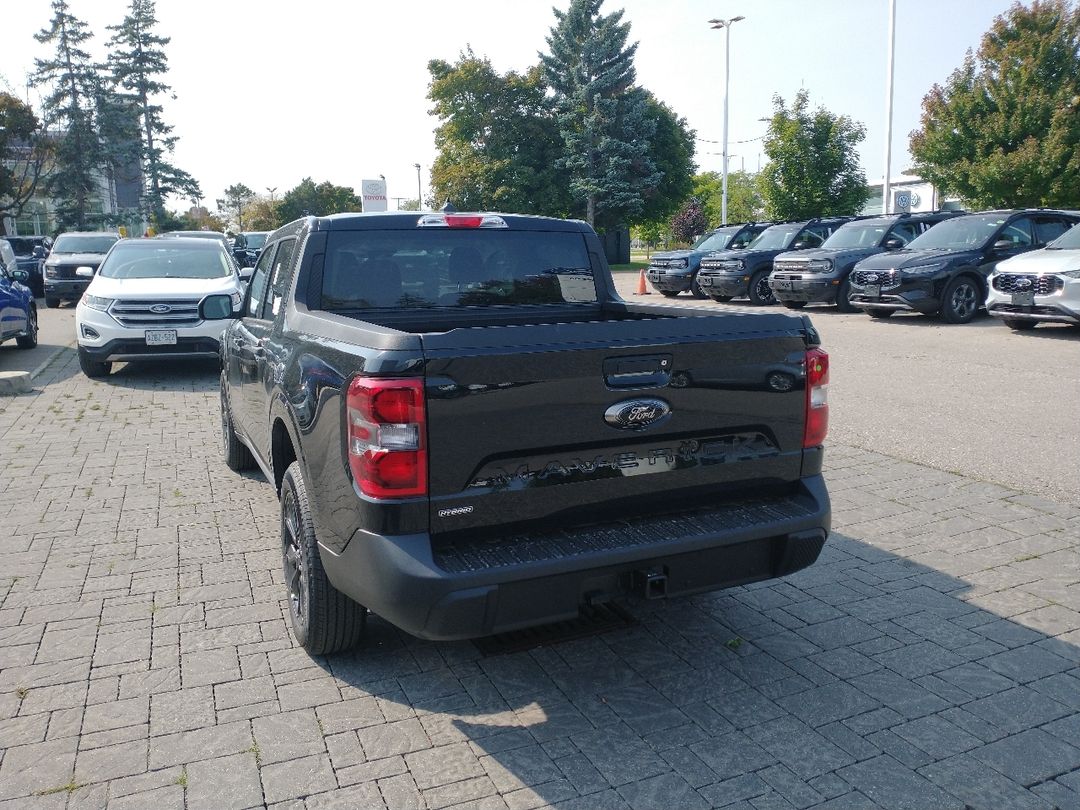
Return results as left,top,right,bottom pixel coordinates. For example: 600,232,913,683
0,241,38,350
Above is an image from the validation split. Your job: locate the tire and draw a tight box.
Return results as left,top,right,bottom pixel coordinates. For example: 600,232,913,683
281,461,367,654
45,295,61,309
710,295,734,303
660,290,680,298
866,308,894,319
1003,318,1038,331
15,307,38,349
689,273,708,299
781,301,807,310
940,276,981,324
77,347,111,378
747,270,775,306
834,276,857,313
221,378,255,472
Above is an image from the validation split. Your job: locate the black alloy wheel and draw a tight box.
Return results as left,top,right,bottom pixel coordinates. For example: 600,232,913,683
941,276,980,324
16,306,38,349
747,271,775,305
835,276,857,313
690,273,708,299
220,378,254,471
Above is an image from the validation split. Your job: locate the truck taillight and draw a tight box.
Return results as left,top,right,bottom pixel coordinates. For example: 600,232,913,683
346,377,427,498
803,348,829,448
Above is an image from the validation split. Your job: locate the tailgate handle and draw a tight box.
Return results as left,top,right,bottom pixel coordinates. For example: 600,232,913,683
603,354,672,388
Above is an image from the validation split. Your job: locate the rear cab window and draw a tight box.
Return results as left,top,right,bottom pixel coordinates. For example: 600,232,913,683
319,229,597,311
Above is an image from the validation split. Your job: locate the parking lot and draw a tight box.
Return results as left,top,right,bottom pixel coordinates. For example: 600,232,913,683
1,295,1078,809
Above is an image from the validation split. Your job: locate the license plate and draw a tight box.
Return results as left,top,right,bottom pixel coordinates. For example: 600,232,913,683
1011,292,1035,307
647,273,660,281
864,284,881,297
697,276,711,286
773,279,794,291
145,329,177,345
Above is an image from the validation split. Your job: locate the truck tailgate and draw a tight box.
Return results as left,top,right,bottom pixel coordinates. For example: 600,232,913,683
421,310,812,537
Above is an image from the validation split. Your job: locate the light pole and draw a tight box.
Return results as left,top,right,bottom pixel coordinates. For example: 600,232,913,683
414,163,422,210
709,15,745,225
881,0,897,214
266,186,277,203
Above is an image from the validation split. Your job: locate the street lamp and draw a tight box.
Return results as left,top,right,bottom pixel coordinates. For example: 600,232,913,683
709,15,745,225
414,163,422,210
266,186,277,202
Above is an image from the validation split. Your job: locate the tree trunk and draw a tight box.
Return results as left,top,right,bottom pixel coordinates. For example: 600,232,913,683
587,195,595,228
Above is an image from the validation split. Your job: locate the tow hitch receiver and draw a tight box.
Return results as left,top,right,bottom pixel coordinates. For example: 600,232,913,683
635,567,668,600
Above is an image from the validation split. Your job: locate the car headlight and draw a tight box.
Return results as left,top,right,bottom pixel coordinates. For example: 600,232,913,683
807,259,833,272
668,259,688,269
901,263,945,276
44,264,58,278
719,259,744,272
82,294,113,311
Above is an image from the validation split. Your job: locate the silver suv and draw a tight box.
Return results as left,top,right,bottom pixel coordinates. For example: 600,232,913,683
987,222,1080,330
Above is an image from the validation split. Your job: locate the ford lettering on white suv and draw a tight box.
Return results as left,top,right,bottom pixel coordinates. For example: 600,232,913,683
987,221,1080,330
75,237,243,377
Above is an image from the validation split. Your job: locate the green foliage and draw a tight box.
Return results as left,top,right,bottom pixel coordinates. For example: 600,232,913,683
909,0,1080,208
216,183,255,230
106,0,200,221
632,220,669,253
670,197,707,243
691,170,763,227
32,0,104,230
759,90,868,220
0,93,52,232
276,177,361,223
638,93,696,225
428,51,571,216
540,0,662,229
240,197,283,231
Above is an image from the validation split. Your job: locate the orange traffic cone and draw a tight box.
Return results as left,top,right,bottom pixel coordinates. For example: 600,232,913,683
636,268,650,295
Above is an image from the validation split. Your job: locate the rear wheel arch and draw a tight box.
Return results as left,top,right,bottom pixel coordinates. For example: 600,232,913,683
272,417,298,494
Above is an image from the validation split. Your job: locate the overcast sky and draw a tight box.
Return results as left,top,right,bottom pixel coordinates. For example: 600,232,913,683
1,0,1017,216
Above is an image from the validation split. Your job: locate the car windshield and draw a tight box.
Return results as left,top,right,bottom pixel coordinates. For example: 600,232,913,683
98,241,234,279
52,234,119,253
1046,222,1080,249
4,238,36,254
321,230,596,310
748,225,802,250
243,233,268,249
905,214,1006,250
822,222,890,249
692,228,739,252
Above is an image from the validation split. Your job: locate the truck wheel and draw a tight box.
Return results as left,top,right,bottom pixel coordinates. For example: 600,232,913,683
690,274,708,299
221,378,254,471
45,295,61,309
660,290,680,298
747,271,775,305
781,301,807,309
16,307,38,349
77,347,111,378
866,308,894,319
281,461,366,654
835,277,857,313
1003,318,1037,331
941,276,980,324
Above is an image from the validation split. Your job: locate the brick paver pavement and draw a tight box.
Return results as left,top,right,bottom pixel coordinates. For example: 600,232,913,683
1,350,1078,809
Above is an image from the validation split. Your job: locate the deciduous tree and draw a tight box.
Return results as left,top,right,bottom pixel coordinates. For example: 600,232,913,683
692,170,763,227
670,197,707,243
216,183,255,231
637,93,696,226
0,93,52,235
758,90,868,220
276,178,361,223
909,0,1080,208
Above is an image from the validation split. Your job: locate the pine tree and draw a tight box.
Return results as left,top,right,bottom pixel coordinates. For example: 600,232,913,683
106,0,200,224
539,0,661,229
32,0,104,230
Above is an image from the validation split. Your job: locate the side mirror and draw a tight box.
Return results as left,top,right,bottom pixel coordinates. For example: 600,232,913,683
75,266,94,278
199,294,239,320
992,239,1014,252
239,267,253,283
883,238,903,250
32,246,46,259
11,268,30,283
792,241,807,250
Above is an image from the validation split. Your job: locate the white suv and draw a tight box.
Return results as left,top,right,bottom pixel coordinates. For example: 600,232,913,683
987,223,1080,331
75,237,243,377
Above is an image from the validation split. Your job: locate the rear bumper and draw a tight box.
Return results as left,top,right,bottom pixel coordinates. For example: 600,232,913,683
321,474,831,641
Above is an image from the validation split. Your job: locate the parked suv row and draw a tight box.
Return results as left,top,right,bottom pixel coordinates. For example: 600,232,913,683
647,222,772,298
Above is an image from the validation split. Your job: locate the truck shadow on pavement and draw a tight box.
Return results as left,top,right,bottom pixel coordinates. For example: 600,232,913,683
312,477,1080,810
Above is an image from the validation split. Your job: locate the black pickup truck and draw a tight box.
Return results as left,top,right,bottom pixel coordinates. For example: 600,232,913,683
200,211,831,653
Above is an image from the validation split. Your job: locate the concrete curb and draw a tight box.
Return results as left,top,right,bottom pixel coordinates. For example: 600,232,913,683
29,343,74,380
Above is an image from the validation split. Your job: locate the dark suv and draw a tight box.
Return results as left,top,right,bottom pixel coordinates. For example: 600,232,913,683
769,211,962,311
646,222,770,298
698,217,851,305
43,232,120,307
849,209,1080,323
1,235,52,298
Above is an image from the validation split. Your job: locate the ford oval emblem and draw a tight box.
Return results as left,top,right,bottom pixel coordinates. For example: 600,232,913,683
604,398,671,430
1015,277,1032,289
150,304,172,314
864,273,880,283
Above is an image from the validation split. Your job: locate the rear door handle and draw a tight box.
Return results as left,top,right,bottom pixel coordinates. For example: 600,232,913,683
603,354,673,388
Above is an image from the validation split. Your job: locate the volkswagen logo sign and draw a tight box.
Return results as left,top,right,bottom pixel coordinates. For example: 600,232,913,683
604,398,671,430
909,191,921,207
1015,277,1033,289
149,304,172,314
